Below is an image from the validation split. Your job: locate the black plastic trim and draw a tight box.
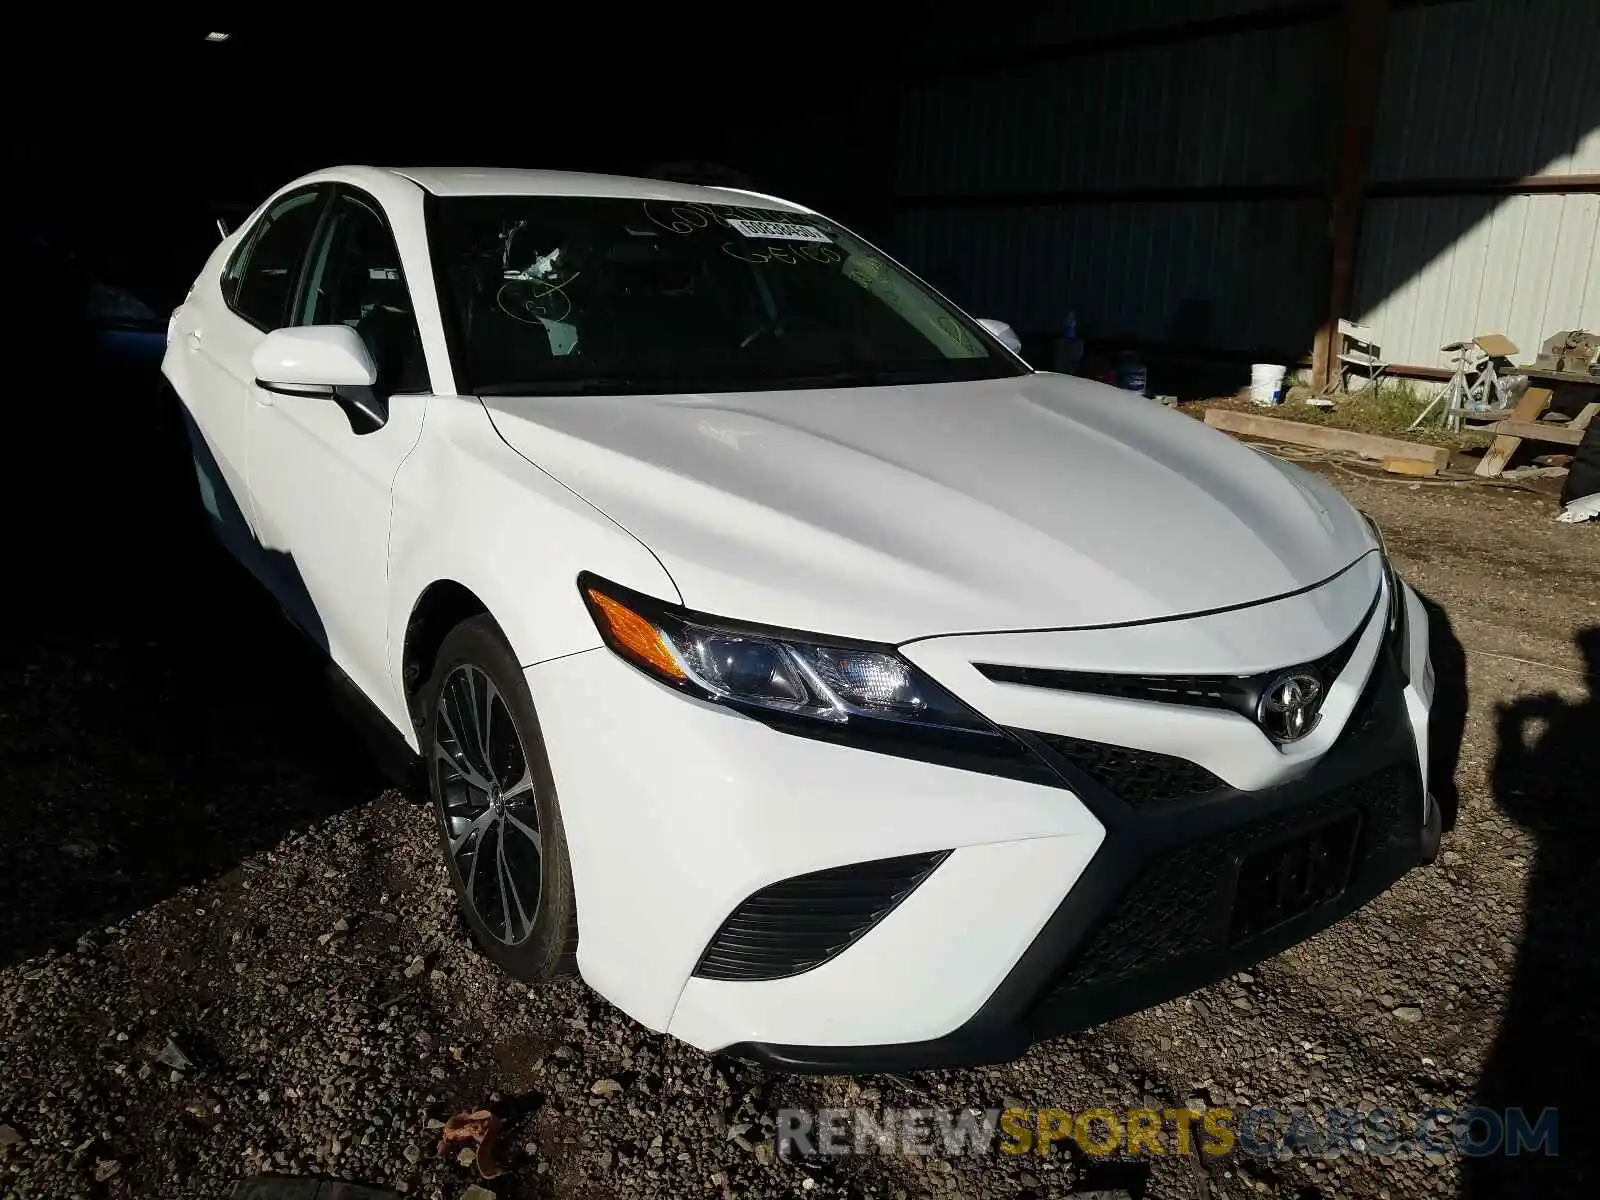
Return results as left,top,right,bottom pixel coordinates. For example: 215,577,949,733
693,851,950,981
725,647,1430,1074
1034,733,1226,810
422,190,471,397
976,590,1379,734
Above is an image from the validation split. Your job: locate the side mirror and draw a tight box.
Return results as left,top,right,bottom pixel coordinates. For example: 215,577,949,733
977,318,1023,355
251,325,386,433
252,325,378,389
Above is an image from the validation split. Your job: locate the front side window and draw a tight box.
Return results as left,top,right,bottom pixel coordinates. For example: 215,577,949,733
225,188,325,330
429,196,1026,395
298,191,428,393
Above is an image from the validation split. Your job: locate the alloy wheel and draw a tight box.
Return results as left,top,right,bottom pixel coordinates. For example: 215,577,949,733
433,663,542,945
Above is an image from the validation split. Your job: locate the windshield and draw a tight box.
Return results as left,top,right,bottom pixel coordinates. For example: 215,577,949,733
429,196,1027,395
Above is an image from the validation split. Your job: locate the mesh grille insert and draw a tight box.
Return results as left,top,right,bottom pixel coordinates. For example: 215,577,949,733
1036,733,1226,809
693,851,949,982
1038,763,1415,999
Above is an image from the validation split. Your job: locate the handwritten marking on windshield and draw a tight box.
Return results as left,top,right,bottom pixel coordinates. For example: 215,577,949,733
722,241,842,266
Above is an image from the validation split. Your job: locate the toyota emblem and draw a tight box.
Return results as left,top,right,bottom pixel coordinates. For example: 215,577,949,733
1258,670,1324,742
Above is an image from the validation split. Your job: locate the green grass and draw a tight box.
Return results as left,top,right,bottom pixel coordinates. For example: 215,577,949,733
1187,378,1490,451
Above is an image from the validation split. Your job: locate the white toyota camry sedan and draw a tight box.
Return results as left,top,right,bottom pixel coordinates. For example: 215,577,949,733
163,166,1441,1072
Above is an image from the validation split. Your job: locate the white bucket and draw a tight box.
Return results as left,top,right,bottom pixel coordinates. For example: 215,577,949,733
1251,363,1287,406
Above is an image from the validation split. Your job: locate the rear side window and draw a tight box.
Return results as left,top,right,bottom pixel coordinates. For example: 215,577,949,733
223,188,326,329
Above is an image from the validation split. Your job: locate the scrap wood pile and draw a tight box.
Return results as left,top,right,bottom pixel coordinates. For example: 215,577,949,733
1199,407,1600,522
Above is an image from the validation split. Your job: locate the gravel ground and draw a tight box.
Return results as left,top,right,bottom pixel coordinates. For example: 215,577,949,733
2,413,1595,1200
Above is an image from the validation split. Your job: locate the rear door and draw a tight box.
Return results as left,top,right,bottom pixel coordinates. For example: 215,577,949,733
245,186,431,724
168,186,329,570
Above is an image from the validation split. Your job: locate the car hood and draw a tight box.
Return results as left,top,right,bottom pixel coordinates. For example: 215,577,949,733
481,374,1376,643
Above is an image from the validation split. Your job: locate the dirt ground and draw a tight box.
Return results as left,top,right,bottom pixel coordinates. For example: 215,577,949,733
1,410,1595,1200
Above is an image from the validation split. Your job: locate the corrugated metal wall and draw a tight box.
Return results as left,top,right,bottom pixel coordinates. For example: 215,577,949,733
891,0,1599,371
893,5,1330,355
1355,193,1599,368
898,23,1330,196
896,200,1327,352
1368,0,1600,181
1352,0,1600,366
901,0,1314,68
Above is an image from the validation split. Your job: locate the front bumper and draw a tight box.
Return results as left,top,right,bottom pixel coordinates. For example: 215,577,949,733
528,574,1437,1072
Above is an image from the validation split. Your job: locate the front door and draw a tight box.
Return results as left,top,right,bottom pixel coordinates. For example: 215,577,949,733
245,186,431,728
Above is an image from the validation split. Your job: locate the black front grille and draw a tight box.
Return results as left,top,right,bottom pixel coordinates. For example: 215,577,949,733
976,593,1376,725
982,664,1254,713
693,851,949,982
1036,733,1226,809
1042,763,1415,995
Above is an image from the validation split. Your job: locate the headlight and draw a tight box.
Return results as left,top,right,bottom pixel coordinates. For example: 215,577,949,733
579,574,999,740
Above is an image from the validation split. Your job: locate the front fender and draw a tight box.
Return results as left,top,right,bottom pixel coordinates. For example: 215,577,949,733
386,395,679,749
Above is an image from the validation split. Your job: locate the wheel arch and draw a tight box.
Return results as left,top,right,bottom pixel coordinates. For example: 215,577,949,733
401,579,494,729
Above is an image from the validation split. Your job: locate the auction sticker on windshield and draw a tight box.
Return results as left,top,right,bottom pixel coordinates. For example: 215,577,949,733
726,218,832,243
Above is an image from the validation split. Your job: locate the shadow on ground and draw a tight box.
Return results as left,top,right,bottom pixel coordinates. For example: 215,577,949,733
0,355,383,967
1460,625,1599,1198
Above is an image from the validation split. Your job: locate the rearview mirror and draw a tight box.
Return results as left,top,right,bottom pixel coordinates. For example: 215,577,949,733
977,318,1023,355
252,325,387,433
252,325,378,390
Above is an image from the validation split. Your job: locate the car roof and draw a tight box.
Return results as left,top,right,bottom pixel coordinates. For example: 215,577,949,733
378,166,811,213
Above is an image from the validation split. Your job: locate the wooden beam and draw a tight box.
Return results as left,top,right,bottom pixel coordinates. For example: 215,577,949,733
1481,420,1584,447
1203,407,1449,468
1572,401,1600,433
1475,387,1552,477
1311,0,1391,392
1381,456,1440,476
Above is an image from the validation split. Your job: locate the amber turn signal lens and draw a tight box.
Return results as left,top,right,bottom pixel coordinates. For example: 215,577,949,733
585,588,686,681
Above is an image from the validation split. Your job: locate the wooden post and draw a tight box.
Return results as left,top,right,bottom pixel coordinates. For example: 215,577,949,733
1311,0,1391,392
1475,387,1553,477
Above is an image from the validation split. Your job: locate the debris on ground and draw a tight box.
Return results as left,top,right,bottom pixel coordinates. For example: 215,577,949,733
1555,494,1600,522
1501,465,1569,481
436,1109,506,1179
154,1036,194,1072
0,1124,22,1147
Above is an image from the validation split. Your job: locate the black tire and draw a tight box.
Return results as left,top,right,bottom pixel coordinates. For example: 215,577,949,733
1562,421,1599,506
421,614,578,981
